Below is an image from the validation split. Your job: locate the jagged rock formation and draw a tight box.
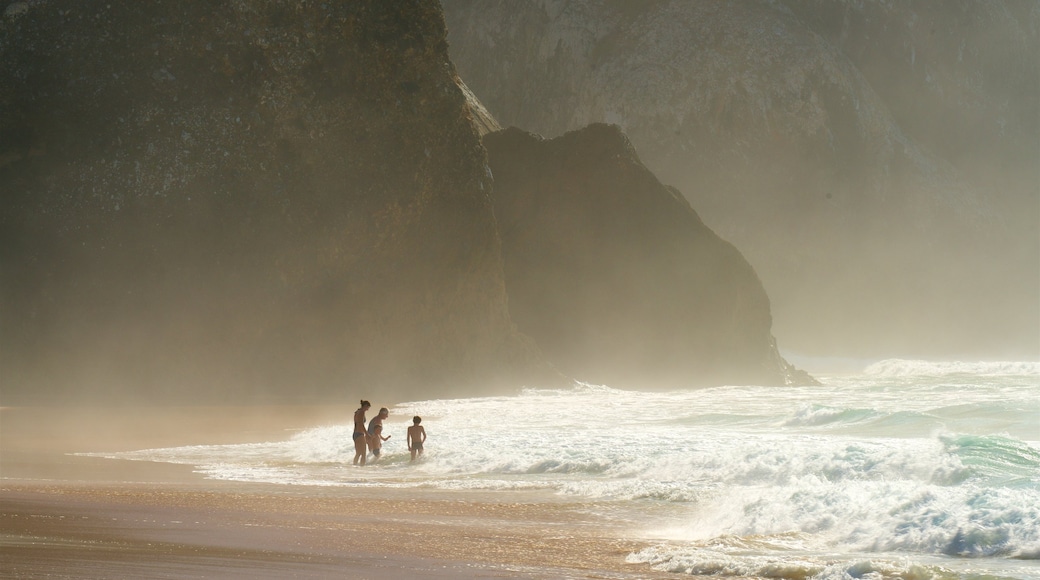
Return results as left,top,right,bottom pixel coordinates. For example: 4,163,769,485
442,0,1039,359
486,124,812,387
0,0,553,403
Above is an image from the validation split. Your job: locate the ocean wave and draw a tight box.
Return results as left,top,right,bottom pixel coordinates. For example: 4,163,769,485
861,410,946,437
520,381,631,397
878,486,1040,558
684,479,1040,560
626,545,955,579
555,478,712,503
782,404,882,428
863,359,1040,378
941,434,1040,487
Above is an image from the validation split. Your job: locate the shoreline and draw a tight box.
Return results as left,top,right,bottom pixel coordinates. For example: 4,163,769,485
0,405,692,579
1,479,684,579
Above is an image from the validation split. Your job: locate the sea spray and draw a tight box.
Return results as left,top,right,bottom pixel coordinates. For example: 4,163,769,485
81,360,1040,579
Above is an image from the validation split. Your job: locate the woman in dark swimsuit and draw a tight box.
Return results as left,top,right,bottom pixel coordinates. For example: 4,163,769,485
353,400,372,465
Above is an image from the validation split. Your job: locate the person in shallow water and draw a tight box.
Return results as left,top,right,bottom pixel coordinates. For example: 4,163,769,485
407,416,426,461
366,409,391,459
367,407,389,453
353,400,371,466
368,421,390,460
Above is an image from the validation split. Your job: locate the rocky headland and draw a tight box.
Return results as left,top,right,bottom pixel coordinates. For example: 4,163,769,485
442,0,1039,359
486,124,811,387
1,0,810,403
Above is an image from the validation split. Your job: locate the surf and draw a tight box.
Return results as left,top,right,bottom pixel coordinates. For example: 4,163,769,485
79,360,1040,579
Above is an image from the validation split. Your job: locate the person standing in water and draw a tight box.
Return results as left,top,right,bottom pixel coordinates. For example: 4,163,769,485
368,421,390,461
367,407,389,457
407,416,426,461
353,400,371,466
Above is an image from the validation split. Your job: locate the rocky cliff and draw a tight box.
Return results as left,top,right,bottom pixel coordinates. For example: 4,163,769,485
0,0,550,403
486,124,811,387
442,0,1039,359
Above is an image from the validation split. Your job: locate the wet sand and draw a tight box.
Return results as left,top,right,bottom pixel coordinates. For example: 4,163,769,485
1,406,688,579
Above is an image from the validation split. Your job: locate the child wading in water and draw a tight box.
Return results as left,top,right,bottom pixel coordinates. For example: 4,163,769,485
368,422,390,461
407,416,426,461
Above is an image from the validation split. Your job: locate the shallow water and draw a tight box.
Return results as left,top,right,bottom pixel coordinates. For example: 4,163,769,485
85,359,1040,579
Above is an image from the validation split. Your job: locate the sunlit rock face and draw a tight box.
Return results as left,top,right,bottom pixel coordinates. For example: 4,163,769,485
0,1,550,403
485,124,812,388
443,0,1039,359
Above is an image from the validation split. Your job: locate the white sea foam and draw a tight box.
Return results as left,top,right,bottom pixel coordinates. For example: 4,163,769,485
863,359,1040,378
625,545,955,580
81,362,1040,579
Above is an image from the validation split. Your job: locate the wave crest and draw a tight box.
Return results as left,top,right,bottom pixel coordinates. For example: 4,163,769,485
863,359,1040,377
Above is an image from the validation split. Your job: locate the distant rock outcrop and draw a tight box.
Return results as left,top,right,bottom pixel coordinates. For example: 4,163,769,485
442,0,1039,359
485,124,813,387
0,1,552,403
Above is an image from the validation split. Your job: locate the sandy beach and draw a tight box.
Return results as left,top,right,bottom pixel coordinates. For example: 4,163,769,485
1,406,686,579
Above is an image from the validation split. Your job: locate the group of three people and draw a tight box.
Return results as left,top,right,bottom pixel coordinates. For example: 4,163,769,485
352,400,426,466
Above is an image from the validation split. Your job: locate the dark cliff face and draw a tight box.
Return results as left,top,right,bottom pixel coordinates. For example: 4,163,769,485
784,0,1038,179
0,1,549,403
485,124,806,388
442,0,1039,359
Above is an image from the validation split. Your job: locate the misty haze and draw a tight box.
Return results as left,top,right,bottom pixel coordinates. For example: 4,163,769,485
1,2,1037,579
443,0,1039,364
